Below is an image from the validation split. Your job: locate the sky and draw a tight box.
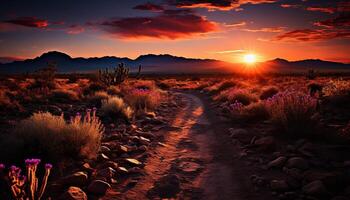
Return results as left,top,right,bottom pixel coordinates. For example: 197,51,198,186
0,0,349,63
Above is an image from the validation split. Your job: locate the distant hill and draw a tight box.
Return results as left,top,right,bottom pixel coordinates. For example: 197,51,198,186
0,51,233,74
265,58,350,72
0,51,349,74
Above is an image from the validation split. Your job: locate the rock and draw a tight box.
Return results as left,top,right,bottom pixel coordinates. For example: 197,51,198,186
98,161,118,170
87,180,111,195
139,136,151,145
96,167,115,181
100,146,111,153
148,174,181,198
302,180,328,196
145,111,156,118
98,153,110,161
119,145,128,153
286,157,309,170
254,136,276,152
62,172,88,186
228,128,252,144
139,145,148,151
81,163,94,173
59,186,87,200
332,196,349,200
268,156,287,168
303,170,346,192
117,166,129,174
270,180,289,191
125,158,142,166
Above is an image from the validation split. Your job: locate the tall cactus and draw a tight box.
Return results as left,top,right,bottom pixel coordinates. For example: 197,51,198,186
137,65,142,79
98,63,129,86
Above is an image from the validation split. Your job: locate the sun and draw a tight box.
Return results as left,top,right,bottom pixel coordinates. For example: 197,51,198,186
243,54,257,64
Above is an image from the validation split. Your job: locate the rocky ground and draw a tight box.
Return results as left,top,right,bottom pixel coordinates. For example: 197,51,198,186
4,89,349,200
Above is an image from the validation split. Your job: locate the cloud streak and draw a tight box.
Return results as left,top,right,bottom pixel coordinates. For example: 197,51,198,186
4,17,48,28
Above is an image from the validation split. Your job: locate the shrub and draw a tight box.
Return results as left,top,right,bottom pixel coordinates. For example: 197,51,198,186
226,89,257,105
107,86,121,96
83,82,106,95
101,96,133,120
12,111,103,161
266,91,318,136
88,91,110,106
49,89,79,103
260,86,279,100
228,101,269,121
125,88,161,113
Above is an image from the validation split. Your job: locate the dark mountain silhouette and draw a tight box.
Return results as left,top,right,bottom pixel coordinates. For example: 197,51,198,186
0,51,349,74
0,51,231,74
265,58,350,71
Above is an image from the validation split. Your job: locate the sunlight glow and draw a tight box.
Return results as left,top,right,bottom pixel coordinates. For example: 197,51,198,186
243,54,257,64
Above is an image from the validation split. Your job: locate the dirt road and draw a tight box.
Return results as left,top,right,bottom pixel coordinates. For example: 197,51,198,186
104,92,271,200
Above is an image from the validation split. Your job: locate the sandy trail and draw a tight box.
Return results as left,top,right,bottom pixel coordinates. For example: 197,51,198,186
104,92,269,200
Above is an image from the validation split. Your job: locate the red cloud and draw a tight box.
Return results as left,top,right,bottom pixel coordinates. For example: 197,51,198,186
133,2,164,12
100,13,217,39
5,17,48,28
172,0,278,11
306,7,335,14
274,29,350,42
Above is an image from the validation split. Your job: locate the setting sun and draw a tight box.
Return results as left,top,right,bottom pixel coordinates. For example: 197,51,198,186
243,54,257,64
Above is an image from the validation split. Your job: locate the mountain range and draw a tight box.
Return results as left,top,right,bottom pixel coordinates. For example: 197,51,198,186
0,51,349,74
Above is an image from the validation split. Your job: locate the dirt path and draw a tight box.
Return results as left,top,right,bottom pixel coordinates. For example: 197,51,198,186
104,92,271,200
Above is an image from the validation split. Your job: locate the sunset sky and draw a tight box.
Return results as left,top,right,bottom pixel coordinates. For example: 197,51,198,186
0,0,349,63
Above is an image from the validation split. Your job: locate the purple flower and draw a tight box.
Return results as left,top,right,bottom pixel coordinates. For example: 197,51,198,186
86,108,92,112
0,163,5,170
93,107,97,111
45,163,53,169
76,112,81,116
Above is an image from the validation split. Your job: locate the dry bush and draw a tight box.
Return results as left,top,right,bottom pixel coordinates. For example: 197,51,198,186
260,86,279,100
266,91,318,136
107,86,121,95
125,88,162,113
88,91,110,106
83,82,106,95
208,81,236,95
228,101,268,121
10,111,103,161
49,89,80,103
101,96,133,120
218,88,257,105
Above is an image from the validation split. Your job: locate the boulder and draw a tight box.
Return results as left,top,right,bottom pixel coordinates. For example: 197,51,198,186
59,186,87,200
87,180,111,195
270,180,289,191
254,136,276,152
125,158,142,166
302,180,328,196
62,172,88,187
286,157,309,170
268,156,287,168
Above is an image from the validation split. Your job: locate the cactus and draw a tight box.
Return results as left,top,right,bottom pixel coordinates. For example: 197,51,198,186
98,63,129,86
137,65,142,79
0,159,52,200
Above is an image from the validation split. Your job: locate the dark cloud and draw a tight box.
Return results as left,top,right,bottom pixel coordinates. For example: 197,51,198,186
100,12,217,39
170,0,278,11
133,2,164,12
314,14,350,28
4,17,48,28
274,29,350,42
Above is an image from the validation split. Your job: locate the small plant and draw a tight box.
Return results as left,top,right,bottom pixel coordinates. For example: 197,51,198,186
260,86,279,100
98,63,129,86
30,62,57,90
266,91,318,136
308,83,323,97
0,159,52,200
125,88,161,113
101,96,133,120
